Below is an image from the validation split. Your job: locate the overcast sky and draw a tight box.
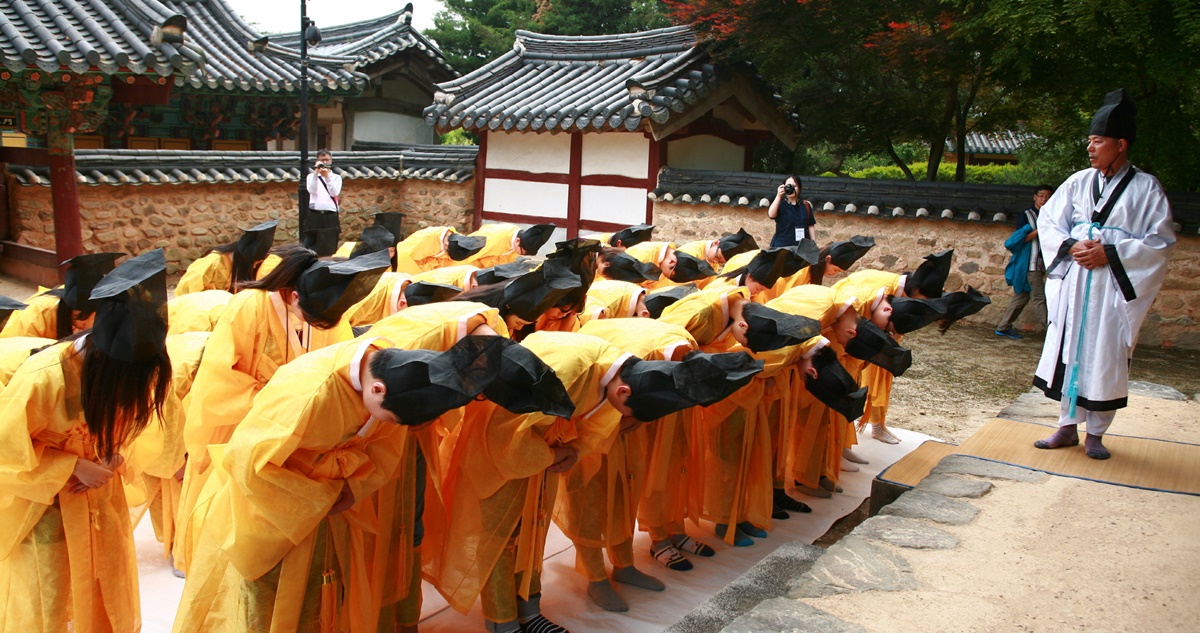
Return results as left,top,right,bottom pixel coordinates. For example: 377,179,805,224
224,0,445,35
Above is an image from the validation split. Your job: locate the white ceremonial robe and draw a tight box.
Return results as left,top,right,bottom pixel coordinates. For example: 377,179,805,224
1034,163,1175,411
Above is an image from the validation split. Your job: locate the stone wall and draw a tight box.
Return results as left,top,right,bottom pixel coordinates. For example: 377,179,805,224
5,177,474,276
654,201,1200,349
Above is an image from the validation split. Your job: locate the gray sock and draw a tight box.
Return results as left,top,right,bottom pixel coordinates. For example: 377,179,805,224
612,566,665,591
587,580,629,612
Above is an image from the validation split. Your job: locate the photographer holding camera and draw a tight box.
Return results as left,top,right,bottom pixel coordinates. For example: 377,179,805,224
767,175,816,247
305,149,343,250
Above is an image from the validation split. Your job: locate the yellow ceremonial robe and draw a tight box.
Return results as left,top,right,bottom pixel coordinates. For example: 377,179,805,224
0,341,140,633
256,254,281,280
167,289,233,335
624,241,677,290
831,270,904,430
174,289,352,572
0,291,61,340
464,223,521,268
0,336,55,388
581,279,646,323
411,264,479,290
123,332,209,560
172,339,408,633
394,226,457,274
344,272,411,327
561,320,696,576
175,252,233,295
431,332,628,621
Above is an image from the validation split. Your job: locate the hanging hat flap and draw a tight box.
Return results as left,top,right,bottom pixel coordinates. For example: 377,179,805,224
89,249,168,363
373,212,405,243
609,223,654,248
479,337,576,418
844,317,913,376
805,347,869,421
741,301,823,353
516,223,557,255
671,251,717,282
297,250,391,324
403,281,462,307
644,284,698,319
889,296,947,334
828,235,876,270
235,220,279,263
604,252,661,284
718,228,758,260
446,233,487,261
63,252,122,311
350,225,396,259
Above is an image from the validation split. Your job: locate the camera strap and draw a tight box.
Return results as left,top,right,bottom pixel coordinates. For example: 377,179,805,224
317,174,339,212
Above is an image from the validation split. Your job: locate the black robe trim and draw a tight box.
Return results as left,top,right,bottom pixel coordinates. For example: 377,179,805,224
1104,244,1137,301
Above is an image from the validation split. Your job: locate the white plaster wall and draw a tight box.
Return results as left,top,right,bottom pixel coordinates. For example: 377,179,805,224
580,185,648,226
666,135,744,171
353,111,436,145
484,178,570,219
580,133,649,178
487,133,571,174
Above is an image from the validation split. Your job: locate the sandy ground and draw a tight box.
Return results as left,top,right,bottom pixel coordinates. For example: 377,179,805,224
807,475,1200,633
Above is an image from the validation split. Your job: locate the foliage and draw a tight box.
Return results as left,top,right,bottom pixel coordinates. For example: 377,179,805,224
440,129,479,146
426,0,670,75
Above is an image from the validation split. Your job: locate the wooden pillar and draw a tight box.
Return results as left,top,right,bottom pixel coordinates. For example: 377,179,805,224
566,132,582,238
46,113,83,274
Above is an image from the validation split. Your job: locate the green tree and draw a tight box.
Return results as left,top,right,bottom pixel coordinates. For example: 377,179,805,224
426,0,670,75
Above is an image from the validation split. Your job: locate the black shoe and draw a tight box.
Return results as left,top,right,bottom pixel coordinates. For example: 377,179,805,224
521,614,569,633
772,505,790,520
774,490,813,513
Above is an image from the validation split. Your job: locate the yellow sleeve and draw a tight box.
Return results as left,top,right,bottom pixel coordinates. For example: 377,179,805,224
0,293,59,339
167,290,234,335
0,337,56,388
255,254,281,280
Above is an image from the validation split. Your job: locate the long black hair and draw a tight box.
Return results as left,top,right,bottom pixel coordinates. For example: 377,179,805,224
809,244,833,286
46,288,92,340
79,334,171,462
237,244,318,293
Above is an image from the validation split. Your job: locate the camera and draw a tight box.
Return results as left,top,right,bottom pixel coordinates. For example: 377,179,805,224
784,183,796,195
315,162,331,170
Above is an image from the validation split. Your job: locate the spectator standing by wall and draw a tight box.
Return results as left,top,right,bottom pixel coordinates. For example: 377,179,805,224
305,149,343,246
768,175,816,247
996,184,1053,338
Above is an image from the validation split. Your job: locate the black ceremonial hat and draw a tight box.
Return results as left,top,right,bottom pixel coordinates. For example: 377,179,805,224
933,286,991,334
376,336,513,425
301,227,340,257
718,228,758,261
889,296,947,334
828,235,875,270
373,212,405,243
743,247,792,288
620,351,764,422
741,301,823,353
805,347,869,422
0,295,27,328
234,220,278,264
475,258,542,286
609,223,654,248
644,284,698,319
516,223,557,255
403,281,462,307
296,250,391,324
89,249,168,363
671,251,717,283
905,249,953,299
503,258,582,321
446,233,486,261
349,225,396,259
1090,88,1137,143
63,252,122,311
479,336,575,418
604,252,661,284
845,318,912,377
782,240,822,277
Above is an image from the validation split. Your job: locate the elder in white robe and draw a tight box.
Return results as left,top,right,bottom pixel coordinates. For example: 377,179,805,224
1033,162,1175,437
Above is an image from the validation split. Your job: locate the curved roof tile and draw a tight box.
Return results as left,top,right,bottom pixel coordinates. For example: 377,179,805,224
6,146,476,186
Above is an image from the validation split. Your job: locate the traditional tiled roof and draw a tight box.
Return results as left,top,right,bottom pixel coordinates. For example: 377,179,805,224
271,2,454,76
6,146,475,185
945,130,1034,156
652,167,1200,232
0,0,382,93
423,25,798,143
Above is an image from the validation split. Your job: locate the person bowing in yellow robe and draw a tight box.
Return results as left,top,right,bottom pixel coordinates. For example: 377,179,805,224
173,334,565,633
173,248,390,573
465,222,557,267
0,250,172,633
0,253,119,340
175,220,277,295
393,226,486,274
166,289,233,335
677,227,759,274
